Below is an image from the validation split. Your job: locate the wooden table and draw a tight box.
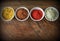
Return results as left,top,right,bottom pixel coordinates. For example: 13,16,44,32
0,0,60,41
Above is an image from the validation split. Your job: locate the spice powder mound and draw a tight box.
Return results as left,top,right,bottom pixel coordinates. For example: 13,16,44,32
31,10,43,20
2,7,14,20
16,9,28,20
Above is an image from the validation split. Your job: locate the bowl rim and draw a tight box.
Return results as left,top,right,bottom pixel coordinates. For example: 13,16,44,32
15,7,30,21
45,7,59,21
1,7,15,21
30,7,45,21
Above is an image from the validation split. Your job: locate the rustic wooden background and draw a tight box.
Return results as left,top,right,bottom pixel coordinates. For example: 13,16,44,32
0,0,60,41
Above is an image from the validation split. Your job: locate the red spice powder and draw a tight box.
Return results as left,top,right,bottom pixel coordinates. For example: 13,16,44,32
31,10,43,20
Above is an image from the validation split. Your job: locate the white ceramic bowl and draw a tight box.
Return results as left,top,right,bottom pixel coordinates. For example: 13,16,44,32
45,7,59,21
1,7,15,21
15,7,30,21
30,7,45,21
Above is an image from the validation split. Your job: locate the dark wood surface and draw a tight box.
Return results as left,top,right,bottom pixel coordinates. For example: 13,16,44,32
0,0,60,41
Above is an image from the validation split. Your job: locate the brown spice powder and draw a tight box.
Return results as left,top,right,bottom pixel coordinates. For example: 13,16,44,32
16,9,28,20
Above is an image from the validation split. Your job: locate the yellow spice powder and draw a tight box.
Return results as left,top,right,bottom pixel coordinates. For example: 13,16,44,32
2,7,14,20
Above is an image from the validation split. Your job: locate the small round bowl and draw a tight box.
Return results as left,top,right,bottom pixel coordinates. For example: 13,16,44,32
1,7,15,21
45,7,59,21
30,7,45,21
15,7,30,21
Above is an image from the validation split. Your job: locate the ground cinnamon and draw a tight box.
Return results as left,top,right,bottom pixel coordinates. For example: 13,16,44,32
16,9,28,20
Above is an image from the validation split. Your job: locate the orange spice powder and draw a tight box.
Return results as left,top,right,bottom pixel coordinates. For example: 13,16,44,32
16,9,28,20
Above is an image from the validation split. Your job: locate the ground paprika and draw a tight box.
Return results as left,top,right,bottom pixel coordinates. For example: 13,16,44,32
31,10,43,20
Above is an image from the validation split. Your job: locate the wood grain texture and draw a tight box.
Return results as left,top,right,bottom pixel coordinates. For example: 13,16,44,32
0,0,60,41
